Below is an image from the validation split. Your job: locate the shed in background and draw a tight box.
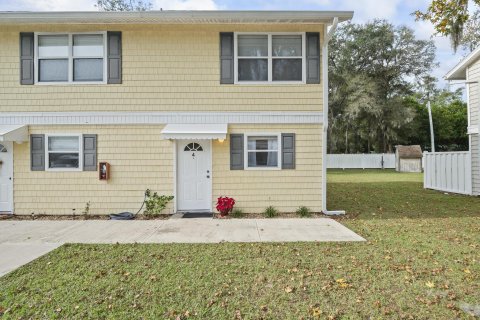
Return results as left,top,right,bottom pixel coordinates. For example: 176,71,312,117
395,145,423,172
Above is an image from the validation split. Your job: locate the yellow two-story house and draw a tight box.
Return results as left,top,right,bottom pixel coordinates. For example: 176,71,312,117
0,10,353,215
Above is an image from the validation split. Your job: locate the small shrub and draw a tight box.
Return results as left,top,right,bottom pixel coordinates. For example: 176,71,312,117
144,189,174,217
231,208,244,218
296,206,312,217
216,196,236,217
263,206,279,218
82,201,91,220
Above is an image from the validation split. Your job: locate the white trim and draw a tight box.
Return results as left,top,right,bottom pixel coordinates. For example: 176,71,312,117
0,11,354,25
234,32,306,85
244,133,282,170
0,125,28,142
173,140,177,213
445,45,480,80
45,133,83,172
34,32,107,85
0,112,323,125
161,124,227,140
321,22,335,212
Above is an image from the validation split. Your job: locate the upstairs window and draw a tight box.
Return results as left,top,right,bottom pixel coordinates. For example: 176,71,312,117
235,33,305,84
35,33,106,84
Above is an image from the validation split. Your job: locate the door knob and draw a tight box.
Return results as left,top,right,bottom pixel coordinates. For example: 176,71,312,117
206,175,210,178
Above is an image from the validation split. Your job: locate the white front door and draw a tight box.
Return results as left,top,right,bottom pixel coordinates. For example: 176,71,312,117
0,142,13,213
177,140,212,211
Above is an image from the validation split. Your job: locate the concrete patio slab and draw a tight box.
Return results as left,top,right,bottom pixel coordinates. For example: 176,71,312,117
0,243,61,277
0,218,365,277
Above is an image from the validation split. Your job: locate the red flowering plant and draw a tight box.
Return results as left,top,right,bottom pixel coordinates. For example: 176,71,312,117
216,196,235,217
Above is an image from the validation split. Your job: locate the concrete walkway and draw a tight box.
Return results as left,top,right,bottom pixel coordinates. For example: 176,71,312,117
0,218,364,276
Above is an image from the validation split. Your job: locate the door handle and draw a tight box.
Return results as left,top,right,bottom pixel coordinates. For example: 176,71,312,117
206,175,210,178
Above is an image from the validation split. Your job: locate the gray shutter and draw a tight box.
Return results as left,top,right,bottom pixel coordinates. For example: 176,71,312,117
306,32,320,84
220,32,234,84
20,32,34,85
30,134,45,171
230,134,244,170
282,133,296,169
107,31,122,84
83,134,97,171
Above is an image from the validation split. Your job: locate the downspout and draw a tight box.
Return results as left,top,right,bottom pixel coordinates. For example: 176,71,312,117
322,17,345,215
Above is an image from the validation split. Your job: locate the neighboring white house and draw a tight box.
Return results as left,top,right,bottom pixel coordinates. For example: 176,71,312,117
432,47,480,195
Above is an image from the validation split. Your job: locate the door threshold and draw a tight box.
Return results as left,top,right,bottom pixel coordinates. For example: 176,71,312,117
177,212,213,219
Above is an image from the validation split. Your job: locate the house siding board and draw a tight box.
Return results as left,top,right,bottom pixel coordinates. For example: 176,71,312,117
13,124,323,215
213,124,323,213
467,59,480,195
0,24,324,113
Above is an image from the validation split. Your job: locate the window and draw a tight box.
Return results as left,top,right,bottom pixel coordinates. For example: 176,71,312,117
46,135,82,170
235,33,305,83
36,33,106,84
184,143,204,151
245,134,281,169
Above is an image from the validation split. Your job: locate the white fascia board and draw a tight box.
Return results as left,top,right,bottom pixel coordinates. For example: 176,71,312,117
445,46,480,80
0,11,354,25
0,112,323,126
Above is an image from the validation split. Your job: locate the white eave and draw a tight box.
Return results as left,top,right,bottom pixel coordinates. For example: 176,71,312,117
0,10,353,25
0,125,28,142
161,123,227,140
445,46,480,80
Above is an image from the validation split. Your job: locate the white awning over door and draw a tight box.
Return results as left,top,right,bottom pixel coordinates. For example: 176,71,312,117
0,125,28,142
161,124,227,140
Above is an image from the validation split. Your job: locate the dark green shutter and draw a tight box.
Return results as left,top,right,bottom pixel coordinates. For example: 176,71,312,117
230,134,244,170
306,32,320,84
30,134,45,171
20,32,34,85
220,32,234,84
83,134,97,171
107,31,122,84
282,133,295,169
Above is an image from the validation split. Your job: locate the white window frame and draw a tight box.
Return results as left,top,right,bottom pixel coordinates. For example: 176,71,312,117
45,134,83,172
244,133,282,170
234,32,306,85
34,32,108,85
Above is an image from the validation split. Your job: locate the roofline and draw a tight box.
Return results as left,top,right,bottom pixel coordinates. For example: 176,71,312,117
0,10,354,25
445,45,480,80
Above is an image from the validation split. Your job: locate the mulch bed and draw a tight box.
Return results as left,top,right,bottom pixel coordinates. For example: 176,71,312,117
215,212,328,219
0,214,172,221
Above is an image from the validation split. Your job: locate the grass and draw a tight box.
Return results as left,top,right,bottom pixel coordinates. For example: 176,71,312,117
0,169,479,319
328,169,480,219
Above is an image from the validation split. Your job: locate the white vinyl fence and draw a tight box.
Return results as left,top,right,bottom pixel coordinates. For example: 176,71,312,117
424,151,472,195
327,153,395,169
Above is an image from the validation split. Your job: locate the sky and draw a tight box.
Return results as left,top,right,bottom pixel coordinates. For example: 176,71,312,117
0,0,468,90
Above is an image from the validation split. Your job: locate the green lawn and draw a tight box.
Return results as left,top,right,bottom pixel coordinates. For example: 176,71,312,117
1,170,479,319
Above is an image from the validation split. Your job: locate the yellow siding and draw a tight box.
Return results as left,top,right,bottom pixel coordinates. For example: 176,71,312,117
14,124,322,215
213,124,323,213
0,24,324,113
14,125,175,215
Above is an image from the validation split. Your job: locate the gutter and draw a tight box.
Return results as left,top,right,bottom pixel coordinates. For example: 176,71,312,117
322,17,346,216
